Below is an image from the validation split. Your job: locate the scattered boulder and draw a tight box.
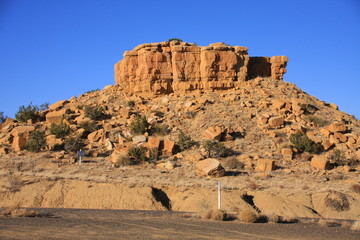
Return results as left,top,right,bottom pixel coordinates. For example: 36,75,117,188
132,135,147,145
327,122,347,133
203,126,224,141
281,148,293,160
268,116,284,127
46,109,67,124
13,136,27,152
311,155,330,170
49,100,68,111
162,138,175,156
196,158,225,177
255,159,275,172
10,126,35,137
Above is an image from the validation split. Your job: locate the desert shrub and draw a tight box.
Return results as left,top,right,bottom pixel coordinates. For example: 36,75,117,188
267,215,282,224
52,143,65,151
64,137,85,153
177,131,196,151
85,89,100,94
150,124,169,136
351,184,360,194
225,157,244,170
200,209,226,221
324,191,349,212
113,154,135,167
203,140,227,158
149,148,161,162
7,175,23,193
168,38,183,42
318,219,341,227
84,105,107,121
128,146,147,162
307,116,329,127
79,121,98,133
289,132,322,154
0,112,7,123
329,150,347,166
50,123,70,138
127,100,135,107
152,110,164,118
15,103,39,122
129,115,149,135
26,130,46,152
238,210,258,223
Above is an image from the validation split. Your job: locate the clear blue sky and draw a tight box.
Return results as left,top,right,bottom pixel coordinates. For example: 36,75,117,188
1,0,359,118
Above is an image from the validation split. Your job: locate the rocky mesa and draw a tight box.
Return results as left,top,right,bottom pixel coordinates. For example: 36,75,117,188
0,41,360,223
114,41,287,94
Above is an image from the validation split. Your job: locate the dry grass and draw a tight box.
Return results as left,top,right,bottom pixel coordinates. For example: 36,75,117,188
238,210,258,223
267,214,281,224
351,220,360,231
352,184,360,194
318,219,341,227
200,209,226,221
324,191,350,212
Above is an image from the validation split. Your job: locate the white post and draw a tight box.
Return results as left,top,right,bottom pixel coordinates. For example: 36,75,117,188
218,181,221,210
79,149,82,165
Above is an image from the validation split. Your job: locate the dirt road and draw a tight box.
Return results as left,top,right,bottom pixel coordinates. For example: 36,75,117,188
0,209,358,240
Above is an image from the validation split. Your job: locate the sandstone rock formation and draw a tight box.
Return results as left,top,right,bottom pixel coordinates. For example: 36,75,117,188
114,41,288,94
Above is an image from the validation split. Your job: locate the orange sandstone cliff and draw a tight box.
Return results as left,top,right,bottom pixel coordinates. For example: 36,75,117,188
114,41,288,94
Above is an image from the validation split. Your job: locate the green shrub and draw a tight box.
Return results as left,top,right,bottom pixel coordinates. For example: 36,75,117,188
79,121,98,133
329,150,347,166
15,103,39,122
64,137,85,153
203,140,227,158
177,131,196,151
127,100,135,108
130,115,149,135
50,123,71,138
0,112,7,123
26,130,46,152
128,146,147,162
168,38,183,42
289,132,322,154
149,148,161,162
84,105,107,121
85,89,100,94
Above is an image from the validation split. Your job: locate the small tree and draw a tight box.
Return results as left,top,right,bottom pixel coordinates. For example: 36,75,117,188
168,38,183,42
15,103,39,122
130,115,149,135
177,130,196,151
128,146,147,162
26,130,46,152
289,132,322,154
84,105,107,121
64,137,85,153
203,140,227,158
0,112,7,123
50,123,71,138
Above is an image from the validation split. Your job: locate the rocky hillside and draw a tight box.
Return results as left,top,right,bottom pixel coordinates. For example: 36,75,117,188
0,41,359,220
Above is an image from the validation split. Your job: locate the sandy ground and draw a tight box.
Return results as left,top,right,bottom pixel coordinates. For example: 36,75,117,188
0,208,359,240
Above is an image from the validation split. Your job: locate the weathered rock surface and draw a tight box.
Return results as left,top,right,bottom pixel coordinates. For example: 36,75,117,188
195,158,225,177
114,41,287,94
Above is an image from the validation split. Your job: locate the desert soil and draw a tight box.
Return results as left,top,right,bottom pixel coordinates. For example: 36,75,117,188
0,208,358,240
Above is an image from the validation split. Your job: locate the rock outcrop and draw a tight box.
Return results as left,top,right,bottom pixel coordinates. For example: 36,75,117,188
114,41,288,94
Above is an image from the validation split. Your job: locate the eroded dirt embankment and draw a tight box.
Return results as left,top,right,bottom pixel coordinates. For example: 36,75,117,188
1,178,359,220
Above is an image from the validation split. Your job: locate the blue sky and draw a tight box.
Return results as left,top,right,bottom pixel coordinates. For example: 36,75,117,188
1,0,359,118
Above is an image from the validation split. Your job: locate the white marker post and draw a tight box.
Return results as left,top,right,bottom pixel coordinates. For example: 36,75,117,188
77,149,85,165
218,181,221,210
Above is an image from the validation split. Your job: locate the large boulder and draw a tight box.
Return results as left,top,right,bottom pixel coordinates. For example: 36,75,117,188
203,126,224,141
255,159,275,172
311,155,330,170
46,109,67,124
196,158,225,177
